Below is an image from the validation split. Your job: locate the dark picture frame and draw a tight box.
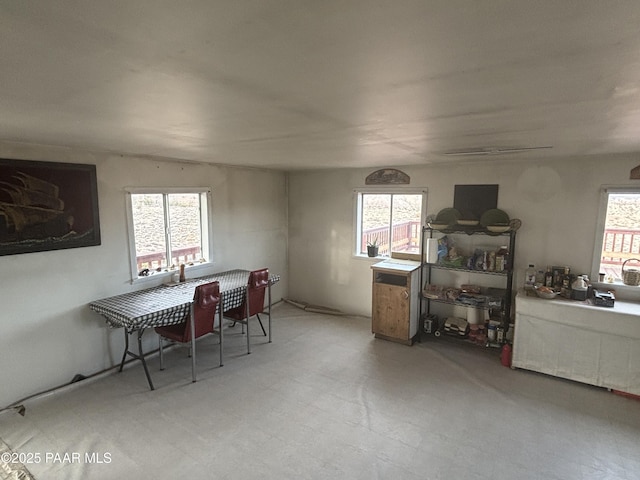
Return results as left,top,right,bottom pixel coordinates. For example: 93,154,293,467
0,158,101,256
453,184,499,220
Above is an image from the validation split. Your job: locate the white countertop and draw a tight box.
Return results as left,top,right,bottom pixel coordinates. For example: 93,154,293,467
516,291,640,339
371,259,421,273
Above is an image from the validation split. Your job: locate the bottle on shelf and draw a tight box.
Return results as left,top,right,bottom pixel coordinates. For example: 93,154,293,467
524,264,536,291
544,267,554,288
496,246,509,271
560,266,572,298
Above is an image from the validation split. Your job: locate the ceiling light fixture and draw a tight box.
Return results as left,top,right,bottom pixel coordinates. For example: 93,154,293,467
442,146,553,156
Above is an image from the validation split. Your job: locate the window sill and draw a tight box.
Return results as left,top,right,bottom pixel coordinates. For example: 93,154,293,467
131,261,214,285
353,253,422,262
354,253,389,261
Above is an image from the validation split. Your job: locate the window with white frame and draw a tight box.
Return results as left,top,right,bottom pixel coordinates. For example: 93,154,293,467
355,189,427,257
592,187,640,283
125,188,212,281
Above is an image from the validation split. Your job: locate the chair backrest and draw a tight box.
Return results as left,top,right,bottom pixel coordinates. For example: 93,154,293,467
188,281,220,340
246,268,269,316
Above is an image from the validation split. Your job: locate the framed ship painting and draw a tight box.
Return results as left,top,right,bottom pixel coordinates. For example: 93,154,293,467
0,158,101,256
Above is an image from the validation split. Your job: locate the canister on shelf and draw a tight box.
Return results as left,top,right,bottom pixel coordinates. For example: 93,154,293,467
496,326,505,344
496,246,509,271
487,323,497,342
488,251,496,271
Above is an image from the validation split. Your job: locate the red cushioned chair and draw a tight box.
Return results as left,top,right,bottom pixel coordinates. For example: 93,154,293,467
224,268,271,354
155,281,223,379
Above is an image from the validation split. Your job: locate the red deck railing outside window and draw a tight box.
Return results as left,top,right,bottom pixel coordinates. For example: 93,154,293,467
600,228,640,279
361,221,421,255
135,228,638,275
136,246,201,271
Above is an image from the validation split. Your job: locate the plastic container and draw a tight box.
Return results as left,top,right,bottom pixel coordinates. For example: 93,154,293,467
506,323,515,343
571,275,588,301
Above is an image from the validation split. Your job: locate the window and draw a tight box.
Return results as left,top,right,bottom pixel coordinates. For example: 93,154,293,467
592,188,640,283
355,189,426,257
125,188,212,281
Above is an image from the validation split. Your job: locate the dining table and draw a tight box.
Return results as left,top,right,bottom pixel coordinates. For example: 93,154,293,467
89,269,279,390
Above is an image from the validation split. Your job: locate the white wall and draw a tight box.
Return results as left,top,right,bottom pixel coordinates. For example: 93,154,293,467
0,143,288,408
287,153,640,317
4,146,638,408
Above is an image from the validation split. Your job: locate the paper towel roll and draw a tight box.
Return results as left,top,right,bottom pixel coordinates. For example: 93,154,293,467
467,308,482,325
425,238,439,263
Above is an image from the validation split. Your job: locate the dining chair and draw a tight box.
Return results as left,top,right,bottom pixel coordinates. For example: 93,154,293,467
224,268,270,354
155,281,223,379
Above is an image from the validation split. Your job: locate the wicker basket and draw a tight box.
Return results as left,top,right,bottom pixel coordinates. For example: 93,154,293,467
622,258,640,286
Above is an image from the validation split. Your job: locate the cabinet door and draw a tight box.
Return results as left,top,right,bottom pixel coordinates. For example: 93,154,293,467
372,283,410,341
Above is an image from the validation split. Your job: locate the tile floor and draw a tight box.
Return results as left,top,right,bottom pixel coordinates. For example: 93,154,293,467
1,302,639,479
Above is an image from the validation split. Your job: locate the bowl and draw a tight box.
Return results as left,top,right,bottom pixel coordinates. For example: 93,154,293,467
486,224,511,233
428,223,450,230
480,208,510,227
434,208,461,225
535,287,560,299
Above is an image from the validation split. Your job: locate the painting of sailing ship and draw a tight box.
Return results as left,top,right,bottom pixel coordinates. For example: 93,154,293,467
0,159,101,256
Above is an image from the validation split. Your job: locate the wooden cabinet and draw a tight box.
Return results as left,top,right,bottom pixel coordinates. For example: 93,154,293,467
371,260,420,345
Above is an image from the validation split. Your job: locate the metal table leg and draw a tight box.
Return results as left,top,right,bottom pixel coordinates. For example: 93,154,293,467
118,327,155,390
119,328,130,372
190,303,197,383
218,303,224,367
136,329,155,390
268,281,272,343
246,286,251,354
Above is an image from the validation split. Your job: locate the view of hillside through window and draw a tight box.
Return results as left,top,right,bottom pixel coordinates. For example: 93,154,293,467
131,193,203,271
